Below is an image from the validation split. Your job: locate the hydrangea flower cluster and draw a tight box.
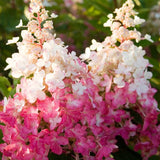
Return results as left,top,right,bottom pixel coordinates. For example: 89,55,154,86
81,0,160,158
0,0,159,160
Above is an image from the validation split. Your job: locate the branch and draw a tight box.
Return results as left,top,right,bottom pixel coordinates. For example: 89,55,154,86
113,0,118,9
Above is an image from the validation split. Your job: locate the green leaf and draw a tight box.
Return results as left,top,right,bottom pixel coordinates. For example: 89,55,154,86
0,128,4,143
150,78,160,90
149,155,160,160
0,4,25,33
8,77,21,98
125,109,143,125
113,136,142,160
0,76,11,97
148,57,160,73
156,45,160,54
134,0,141,6
48,151,74,160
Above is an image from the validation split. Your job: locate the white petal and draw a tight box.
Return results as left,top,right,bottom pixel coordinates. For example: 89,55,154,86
50,13,58,18
16,19,23,28
3,97,8,112
144,34,153,43
6,37,19,45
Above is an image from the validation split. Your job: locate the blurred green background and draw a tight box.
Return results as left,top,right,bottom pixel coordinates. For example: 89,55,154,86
0,0,160,159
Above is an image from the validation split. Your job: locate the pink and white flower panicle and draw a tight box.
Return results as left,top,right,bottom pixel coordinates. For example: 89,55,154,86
0,0,160,160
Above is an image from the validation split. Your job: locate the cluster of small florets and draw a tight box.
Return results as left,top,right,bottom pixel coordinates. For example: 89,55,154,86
0,0,160,160
81,0,160,159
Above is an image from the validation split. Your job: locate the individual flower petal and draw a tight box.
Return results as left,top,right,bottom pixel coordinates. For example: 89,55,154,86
6,37,19,45
16,19,23,28
50,13,58,18
144,34,154,43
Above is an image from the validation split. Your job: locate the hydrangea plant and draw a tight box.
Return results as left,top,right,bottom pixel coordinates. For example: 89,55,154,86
0,0,159,160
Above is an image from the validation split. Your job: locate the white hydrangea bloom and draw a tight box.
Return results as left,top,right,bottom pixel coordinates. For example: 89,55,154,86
43,20,53,30
103,14,113,27
144,70,152,79
113,75,125,88
42,40,68,62
90,39,103,51
81,0,153,97
72,82,87,95
80,47,91,60
30,0,42,13
129,78,149,95
5,53,36,78
115,64,132,77
5,0,90,105
17,76,46,104
45,73,65,92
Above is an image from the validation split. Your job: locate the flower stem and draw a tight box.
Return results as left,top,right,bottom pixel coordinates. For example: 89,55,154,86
113,0,118,8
